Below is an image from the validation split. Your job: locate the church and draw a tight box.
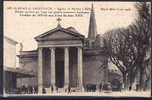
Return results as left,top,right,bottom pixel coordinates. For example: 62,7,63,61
17,4,108,94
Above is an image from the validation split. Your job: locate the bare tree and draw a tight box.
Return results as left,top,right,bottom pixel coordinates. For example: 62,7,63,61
126,2,151,91
98,2,151,91
102,28,138,90
102,2,151,91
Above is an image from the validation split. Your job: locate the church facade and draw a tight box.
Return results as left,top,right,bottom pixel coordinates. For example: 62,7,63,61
17,4,108,94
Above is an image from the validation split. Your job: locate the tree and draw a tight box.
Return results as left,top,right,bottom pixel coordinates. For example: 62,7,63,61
102,28,138,90
100,2,151,91
126,2,151,91
102,2,151,91
94,34,104,48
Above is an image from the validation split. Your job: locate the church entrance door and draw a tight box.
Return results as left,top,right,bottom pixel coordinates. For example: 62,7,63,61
55,60,64,88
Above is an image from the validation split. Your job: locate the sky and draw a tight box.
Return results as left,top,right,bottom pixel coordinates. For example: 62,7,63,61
4,1,137,51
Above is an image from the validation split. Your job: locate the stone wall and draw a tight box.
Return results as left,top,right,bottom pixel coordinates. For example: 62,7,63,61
17,57,38,88
83,55,107,87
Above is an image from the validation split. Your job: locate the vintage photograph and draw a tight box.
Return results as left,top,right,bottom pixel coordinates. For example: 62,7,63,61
3,1,151,96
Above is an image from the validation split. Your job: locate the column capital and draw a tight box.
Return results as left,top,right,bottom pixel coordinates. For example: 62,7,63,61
38,47,43,50
77,46,83,49
64,47,69,49
49,47,56,50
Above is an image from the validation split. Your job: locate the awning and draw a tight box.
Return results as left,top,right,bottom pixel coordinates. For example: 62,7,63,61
4,66,35,78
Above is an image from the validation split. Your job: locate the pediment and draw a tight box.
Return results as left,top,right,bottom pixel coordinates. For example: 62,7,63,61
35,27,84,41
41,30,80,40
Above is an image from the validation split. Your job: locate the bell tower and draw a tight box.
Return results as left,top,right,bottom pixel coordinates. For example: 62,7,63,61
87,3,98,48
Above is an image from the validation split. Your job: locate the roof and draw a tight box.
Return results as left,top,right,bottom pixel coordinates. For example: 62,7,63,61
34,25,85,41
4,36,18,44
66,26,80,34
4,66,35,78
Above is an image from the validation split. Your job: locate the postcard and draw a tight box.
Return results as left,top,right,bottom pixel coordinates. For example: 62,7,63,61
3,1,151,97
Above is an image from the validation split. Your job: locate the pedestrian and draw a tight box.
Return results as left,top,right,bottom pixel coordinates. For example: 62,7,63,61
43,88,46,94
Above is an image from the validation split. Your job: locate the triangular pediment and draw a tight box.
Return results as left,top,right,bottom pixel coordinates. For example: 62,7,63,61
35,27,84,41
41,30,80,40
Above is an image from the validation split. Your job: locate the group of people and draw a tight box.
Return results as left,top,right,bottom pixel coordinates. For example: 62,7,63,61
18,85,38,94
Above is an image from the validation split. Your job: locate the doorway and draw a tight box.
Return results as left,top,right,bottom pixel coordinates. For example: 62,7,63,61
55,48,64,88
56,61,64,88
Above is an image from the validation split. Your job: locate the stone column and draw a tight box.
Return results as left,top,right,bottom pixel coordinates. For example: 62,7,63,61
77,47,84,91
50,48,56,92
64,47,69,92
38,47,43,94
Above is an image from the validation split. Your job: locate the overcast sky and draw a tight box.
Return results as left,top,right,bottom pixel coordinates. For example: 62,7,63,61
4,1,137,51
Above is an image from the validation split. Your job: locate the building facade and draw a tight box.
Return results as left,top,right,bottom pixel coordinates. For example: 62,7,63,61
3,36,18,93
4,36,18,68
17,4,108,94
4,36,34,93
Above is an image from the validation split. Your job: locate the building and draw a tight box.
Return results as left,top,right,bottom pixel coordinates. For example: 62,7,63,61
17,4,108,94
4,36,18,68
3,36,34,93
